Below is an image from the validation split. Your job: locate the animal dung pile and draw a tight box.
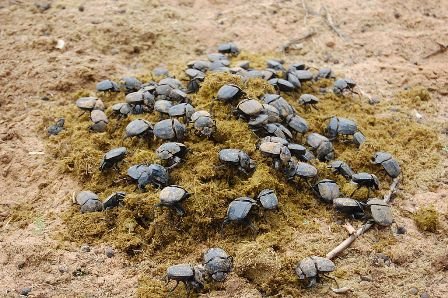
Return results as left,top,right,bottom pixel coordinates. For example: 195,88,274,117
45,43,442,296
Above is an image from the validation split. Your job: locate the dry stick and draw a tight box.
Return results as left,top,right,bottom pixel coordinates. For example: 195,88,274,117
321,6,346,41
326,177,400,260
281,31,316,53
423,41,448,59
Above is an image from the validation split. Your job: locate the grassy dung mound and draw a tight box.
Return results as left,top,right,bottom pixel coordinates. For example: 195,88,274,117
44,53,443,297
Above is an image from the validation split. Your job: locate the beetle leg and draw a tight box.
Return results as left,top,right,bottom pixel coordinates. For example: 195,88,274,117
322,274,339,288
350,185,361,198
221,218,230,233
311,104,319,111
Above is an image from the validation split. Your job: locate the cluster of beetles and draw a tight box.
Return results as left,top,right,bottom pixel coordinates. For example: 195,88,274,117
49,42,402,294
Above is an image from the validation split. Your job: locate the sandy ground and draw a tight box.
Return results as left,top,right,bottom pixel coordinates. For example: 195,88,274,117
0,0,447,297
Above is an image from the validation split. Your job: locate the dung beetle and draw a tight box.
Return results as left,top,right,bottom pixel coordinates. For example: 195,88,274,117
371,152,401,178
268,78,295,92
47,118,65,135
125,91,154,114
235,99,264,119
76,191,103,213
326,117,365,146
191,110,216,138
99,147,127,171
120,77,142,94
258,141,291,169
111,102,132,118
285,161,318,184
187,74,205,94
262,94,295,119
76,97,104,113
166,264,205,293
218,149,256,174
293,70,314,81
313,179,340,203
217,84,244,103
157,185,190,216
96,79,120,92
156,142,187,168
285,114,309,137
266,59,285,71
90,110,109,132
333,78,357,95
328,160,354,179
257,189,278,210
103,191,126,210
168,103,196,122
208,52,227,62
154,100,173,116
315,68,333,80
353,131,366,147
367,198,393,226
168,89,189,102
262,123,293,140
153,67,170,77
261,104,281,123
218,42,240,55
127,164,169,190
188,60,210,72
298,94,319,110
285,70,301,89
306,133,334,161
333,197,365,218
295,256,336,288
222,197,257,230
125,119,153,140
350,173,380,198
203,248,233,282
153,119,186,141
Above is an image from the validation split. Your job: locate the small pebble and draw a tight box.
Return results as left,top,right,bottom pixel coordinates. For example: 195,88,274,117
78,5,84,12
368,97,380,105
409,288,418,295
421,293,430,298
58,265,68,273
105,247,115,258
81,244,90,252
20,287,31,296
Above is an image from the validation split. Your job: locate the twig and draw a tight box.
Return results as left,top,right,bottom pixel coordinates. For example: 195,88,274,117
281,31,316,53
326,177,400,260
321,6,346,41
423,41,447,59
343,222,356,235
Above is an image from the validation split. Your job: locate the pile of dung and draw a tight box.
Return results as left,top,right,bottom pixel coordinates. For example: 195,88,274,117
43,52,443,297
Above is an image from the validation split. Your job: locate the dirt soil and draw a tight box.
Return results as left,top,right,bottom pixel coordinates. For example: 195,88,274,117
0,0,447,297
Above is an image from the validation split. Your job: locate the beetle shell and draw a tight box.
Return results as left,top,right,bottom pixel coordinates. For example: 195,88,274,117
314,179,339,203
333,197,364,215
264,123,293,140
353,131,366,147
257,189,278,210
287,143,306,157
372,152,401,178
268,78,295,92
127,164,150,181
76,191,103,213
286,114,309,134
299,94,319,105
168,103,196,119
262,94,295,119
203,248,232,282
112,102,132,116
90,110,109,132
329,160,354,179
125,91,145,105
96,80,120,92
100,147,127,171
226,197,257,221
218,42,240,55
76,97,101,111
156,142,187,160
154,100,173,114
169,89,189,102
153,119,186,141
159,185,189,205
294,70,313,81
103,191,126,210
352,173,380,189
217,84,243,102
295,256,335,287
367,198,393,226
237,99,263,116
125,119,153,137
167,264,194,280
295,162,318,178
121,77,142,94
